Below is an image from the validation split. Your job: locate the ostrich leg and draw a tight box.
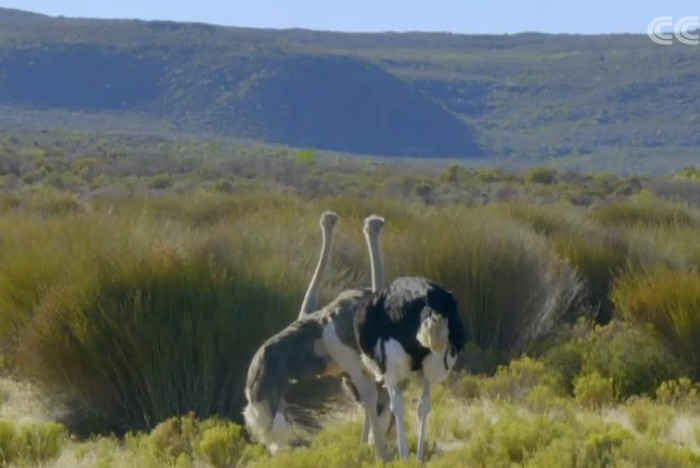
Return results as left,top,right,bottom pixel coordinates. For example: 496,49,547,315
387,384,409,459
416,380,432,461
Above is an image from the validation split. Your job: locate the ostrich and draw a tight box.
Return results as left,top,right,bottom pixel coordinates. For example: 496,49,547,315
242,214,390,460
243,210,339,451
353,226,465,460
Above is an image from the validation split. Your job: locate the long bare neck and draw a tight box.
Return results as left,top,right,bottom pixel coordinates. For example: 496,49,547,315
365,230,384,292
298,226,333,319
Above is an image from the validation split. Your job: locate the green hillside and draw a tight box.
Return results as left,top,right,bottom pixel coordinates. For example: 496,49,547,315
0,8,698,170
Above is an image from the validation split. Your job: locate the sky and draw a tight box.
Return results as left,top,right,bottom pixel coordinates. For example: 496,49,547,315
1,1,698,34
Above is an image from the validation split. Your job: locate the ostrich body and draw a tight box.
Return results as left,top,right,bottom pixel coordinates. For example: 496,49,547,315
243,211,338,450
243,214,390,459
243,290,370,451
354,225,465,460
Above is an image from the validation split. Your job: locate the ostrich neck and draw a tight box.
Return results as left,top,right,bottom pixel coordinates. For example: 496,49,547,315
298,228,332,319
366,230,384,292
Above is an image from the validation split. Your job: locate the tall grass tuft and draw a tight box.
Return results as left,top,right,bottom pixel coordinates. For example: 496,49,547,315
387,208,583,356
550,231,631,324
9,212,311,435
494,201,635,323
590,193,700,228
612,264,700,376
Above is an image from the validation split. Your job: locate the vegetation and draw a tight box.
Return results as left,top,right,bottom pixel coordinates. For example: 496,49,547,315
0,122,696,466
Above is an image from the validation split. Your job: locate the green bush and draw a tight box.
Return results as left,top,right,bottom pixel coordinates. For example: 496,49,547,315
574,372,613,409
525,167,556,185
625,397,674,438
578,424,630,466
655,378,700,409
479,356,561,401
14,421,67,464
199,421,249,468
542,320,684,400
148,174,174,189
0,419,66,466
120,415,258,468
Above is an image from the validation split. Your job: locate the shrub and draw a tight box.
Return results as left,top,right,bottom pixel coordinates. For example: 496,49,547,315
121,416,257,468
198,421,249,468
148,174,174,189
578,424,630,466
0,419,66,466
144,414,201,460
625,397,674,438
479,356,561,401
14,421,67,464
574,372,613,409
614,437,700,468
525,167,556,185
296,149,316,165
213,179,234,193
246,422,377,468
674,166,700,182
542,320,684,400
656,378,700,409
453,373,481,401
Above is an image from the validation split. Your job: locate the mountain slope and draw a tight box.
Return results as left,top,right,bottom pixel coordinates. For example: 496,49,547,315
0,8,698,165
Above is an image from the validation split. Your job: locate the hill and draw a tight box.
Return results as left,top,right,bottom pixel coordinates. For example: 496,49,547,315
0,8,698,170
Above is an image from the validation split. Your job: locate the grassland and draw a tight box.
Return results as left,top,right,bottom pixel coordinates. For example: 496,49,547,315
0,127,697,466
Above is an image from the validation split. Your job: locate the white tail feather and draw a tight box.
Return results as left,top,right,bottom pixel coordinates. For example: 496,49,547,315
243,401,296,453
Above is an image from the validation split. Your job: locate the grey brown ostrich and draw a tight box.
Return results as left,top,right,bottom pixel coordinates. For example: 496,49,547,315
242,214,390,460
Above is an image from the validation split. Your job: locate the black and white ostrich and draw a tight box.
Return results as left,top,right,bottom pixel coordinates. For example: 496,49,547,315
353,224,465,460
243,213,391,459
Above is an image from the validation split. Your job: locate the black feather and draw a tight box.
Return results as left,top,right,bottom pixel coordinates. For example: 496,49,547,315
354,276,465,373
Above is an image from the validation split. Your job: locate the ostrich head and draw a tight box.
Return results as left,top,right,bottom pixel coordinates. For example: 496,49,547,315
320,211,338,233
416,313,449,353
363,214,385,238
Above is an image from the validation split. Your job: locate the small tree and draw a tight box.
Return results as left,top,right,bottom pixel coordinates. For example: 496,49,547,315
297,149,316,165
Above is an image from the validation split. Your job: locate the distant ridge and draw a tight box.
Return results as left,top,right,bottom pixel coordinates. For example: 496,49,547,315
0,8,696,166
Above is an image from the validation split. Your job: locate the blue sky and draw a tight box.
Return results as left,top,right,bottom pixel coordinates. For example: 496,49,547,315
2,1,697,34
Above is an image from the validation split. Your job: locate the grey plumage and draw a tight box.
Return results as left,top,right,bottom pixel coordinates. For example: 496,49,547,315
243,289,369,450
